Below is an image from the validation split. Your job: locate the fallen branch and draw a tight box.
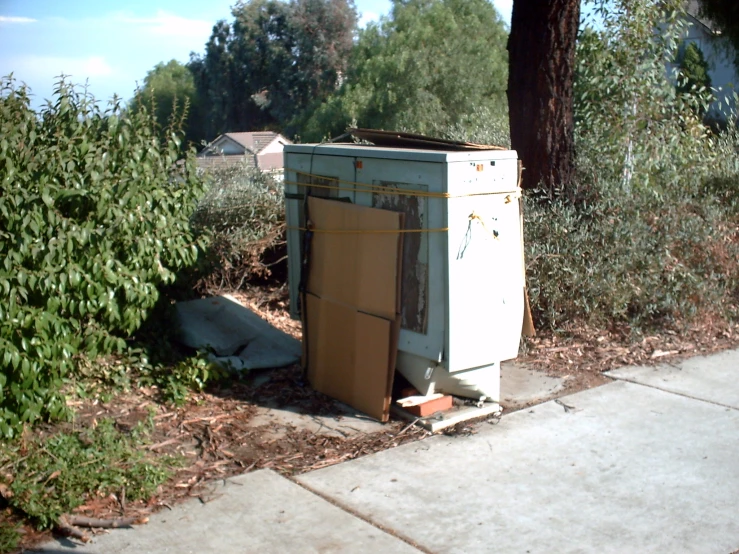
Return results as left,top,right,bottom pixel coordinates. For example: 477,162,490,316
57,515,90,543
66,514,147,528
56,512,149,542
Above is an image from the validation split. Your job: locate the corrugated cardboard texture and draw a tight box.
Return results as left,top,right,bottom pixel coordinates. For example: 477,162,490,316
307,197,402,320
303,197,403,422
306,294,396,421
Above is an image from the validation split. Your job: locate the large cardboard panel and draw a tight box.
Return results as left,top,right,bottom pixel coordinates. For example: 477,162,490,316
305,294,397,422
307,197,403,320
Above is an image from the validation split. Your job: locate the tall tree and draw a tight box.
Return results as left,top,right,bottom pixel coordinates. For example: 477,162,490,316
188,0,357,140
677,43,711,94
189,20,236,141
290,0,358,113
302,0,509,140
229,0,294,128
507,0,580,193
131,60,200,146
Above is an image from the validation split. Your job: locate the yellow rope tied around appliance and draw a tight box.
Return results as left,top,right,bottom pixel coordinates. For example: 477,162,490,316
285,170,522,199
286,226,449,234
284,169,521,235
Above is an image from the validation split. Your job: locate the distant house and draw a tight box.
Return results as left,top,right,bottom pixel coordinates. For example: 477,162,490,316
667,1,738,122
196,131,292,176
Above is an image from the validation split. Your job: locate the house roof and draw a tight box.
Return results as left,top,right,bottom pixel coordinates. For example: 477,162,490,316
685,0,721,35
194,151,285,172
222,131,288,154
195,154,256,171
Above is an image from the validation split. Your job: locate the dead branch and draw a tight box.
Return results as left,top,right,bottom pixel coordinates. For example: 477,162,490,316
66,514,148,528
57,515,90,543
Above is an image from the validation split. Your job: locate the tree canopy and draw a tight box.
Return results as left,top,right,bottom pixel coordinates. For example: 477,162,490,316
187,0,358,140
131,60,200,146
676,41,712,114
301,0,509,141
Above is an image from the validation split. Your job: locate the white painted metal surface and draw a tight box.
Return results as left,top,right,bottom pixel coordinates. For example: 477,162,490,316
283,144,523,400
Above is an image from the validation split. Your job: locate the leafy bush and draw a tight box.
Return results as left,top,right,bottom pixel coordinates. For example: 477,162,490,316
677,42,712,96
0,521,20,554
0,417,174,530
0,77,207,436
190,163,285,292
523,176,739,332
436,106,511,148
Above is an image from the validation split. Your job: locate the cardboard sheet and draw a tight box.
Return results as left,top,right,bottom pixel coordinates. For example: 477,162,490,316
305,294,397,421
348,127,506,151
307,197,402,320
303,197,403,422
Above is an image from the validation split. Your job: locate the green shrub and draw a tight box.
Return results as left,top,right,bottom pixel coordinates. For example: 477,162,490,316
0,77,207,436
0,417,174,530
0,521,21,554
190,163,285,292
434,106,511,148
523,179,739,332
676,42,712,102
521,0,739,334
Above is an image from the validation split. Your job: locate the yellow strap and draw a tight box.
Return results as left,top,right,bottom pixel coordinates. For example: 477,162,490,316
287,225,448,234
286,170,522,199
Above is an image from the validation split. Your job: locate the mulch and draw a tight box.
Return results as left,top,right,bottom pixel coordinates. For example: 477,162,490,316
5,285,739,551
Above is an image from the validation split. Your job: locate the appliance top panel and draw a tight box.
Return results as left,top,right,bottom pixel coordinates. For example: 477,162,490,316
283,143,518,163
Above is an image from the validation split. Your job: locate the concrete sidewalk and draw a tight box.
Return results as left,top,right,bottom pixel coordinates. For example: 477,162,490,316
36,348,739,554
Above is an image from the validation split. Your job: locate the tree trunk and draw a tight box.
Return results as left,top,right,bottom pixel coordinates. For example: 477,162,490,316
507,0,580,193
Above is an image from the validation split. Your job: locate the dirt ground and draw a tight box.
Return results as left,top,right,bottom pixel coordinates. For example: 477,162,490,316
6,284,739,550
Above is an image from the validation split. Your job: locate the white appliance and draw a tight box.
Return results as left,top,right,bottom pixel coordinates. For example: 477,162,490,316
283,144,525,404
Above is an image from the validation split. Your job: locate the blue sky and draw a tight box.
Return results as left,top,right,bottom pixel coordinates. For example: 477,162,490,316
0,0,512,109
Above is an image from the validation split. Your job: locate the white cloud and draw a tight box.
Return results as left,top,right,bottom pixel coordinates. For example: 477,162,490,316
115,10,211,39
0,15,37,24
7,55,114,80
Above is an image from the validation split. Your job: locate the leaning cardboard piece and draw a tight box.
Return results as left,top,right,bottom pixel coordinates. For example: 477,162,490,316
305,294,396,421
303,197,403,422
307,197,402,320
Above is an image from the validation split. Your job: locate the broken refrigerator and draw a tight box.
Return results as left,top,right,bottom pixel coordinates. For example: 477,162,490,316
283,144,526,408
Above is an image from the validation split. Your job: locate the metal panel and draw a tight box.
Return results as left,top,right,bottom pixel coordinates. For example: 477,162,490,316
445,158,524,371
355,158,446,362
372,182,429,335
284,145,524,383
283,152,357,320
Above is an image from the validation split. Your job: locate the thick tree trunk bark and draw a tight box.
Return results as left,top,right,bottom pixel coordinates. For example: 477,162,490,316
507,0,580,193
